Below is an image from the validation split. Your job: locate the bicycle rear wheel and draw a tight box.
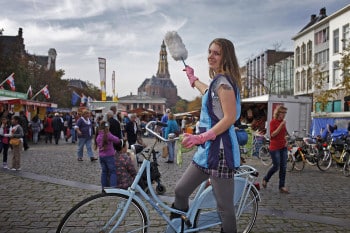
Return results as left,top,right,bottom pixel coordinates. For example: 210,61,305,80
57,193,148,233
259,146,271,166
193,188,258,233
292,151,305,171
343,153,350,177
317,150,332,171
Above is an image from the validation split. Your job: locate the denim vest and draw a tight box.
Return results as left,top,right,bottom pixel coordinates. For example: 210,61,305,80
193,75,241,169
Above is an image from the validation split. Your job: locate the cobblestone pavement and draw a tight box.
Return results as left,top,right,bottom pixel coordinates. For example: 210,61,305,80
0,137,349,233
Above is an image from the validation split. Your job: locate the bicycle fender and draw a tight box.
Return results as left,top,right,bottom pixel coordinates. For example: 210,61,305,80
104,188,149,217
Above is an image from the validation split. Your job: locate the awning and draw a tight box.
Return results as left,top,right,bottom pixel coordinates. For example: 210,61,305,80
0,97,56,108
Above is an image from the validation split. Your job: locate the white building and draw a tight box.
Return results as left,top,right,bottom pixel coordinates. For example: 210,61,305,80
292,5,350,113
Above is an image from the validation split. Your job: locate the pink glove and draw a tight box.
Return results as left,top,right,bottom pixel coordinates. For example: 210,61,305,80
183,66,199,88
182,129,216,148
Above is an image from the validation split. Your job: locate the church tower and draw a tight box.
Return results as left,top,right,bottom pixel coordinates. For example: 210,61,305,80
156,41,170,79
138,41,178,108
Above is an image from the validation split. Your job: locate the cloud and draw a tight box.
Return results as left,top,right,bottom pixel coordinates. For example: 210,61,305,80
1,0,349,101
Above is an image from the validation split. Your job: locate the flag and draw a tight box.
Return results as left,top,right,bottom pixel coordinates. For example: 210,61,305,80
98,57,107,101
71,91,80,105
41,85,50,99
5,73,15,91
27,85,33,98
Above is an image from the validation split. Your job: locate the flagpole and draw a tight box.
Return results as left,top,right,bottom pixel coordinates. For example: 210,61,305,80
0,72,14,86
31,85,46,100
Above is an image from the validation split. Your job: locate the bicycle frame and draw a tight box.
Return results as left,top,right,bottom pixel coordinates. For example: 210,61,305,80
102,121,260,233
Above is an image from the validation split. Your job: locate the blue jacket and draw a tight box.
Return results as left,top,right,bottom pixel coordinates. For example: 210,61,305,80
193,75,241,169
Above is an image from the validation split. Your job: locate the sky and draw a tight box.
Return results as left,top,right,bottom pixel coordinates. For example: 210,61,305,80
0,0,349,101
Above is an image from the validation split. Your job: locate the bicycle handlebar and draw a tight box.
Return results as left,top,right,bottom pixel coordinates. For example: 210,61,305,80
145,121,179,142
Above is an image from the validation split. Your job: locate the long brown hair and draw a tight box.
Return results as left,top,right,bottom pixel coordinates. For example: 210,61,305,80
94,121,109,151
208,38,241,90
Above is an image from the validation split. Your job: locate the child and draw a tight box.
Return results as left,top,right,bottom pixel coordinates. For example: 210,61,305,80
115,140,137,189
95,121,121,189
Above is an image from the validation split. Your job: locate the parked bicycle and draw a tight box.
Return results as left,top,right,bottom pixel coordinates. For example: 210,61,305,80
286,134,306,171
57,121,261,233
317,134,350,176
252,133,271,166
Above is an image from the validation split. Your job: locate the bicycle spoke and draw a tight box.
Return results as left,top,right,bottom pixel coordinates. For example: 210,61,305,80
57,193,148,233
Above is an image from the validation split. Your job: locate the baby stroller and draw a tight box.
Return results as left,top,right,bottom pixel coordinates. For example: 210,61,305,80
130,144,166,195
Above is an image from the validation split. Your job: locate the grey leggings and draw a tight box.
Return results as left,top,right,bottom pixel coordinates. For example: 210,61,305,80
174,163,237,233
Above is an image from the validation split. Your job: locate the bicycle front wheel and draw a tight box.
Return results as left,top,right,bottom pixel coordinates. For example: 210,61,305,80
305,147,318,166
317,150,332,171
57,193,148,233
343,153,350,177
287,153,294,172
259,146,271,166
293,151,305,171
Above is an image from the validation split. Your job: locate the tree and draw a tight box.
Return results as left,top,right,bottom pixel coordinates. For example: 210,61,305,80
313,43,350,111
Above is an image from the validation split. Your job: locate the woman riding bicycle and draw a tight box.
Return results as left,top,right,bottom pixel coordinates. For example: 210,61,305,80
174,38,242,233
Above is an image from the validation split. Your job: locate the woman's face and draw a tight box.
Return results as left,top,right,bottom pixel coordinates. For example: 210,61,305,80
207,42,223,73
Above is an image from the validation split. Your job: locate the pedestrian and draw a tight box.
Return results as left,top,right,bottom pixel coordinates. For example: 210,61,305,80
181,116,187,134
0,117,10,169
19,111,29,151
68,111,77,143
174,38,242,233
29,115,41,144
115,139,137,189
106,110,123,152
164,112,179,163
262,105,289,194
161,108,170,137
124,114,138,149
194,117,200,135
52,113,63,145
8,115,24,171
43,114,54,144
95,121,121,189
75,110,98,162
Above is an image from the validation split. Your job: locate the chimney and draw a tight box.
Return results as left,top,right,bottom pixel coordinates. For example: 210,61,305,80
310,14,317,21
319,7,326,16
18,28,23,38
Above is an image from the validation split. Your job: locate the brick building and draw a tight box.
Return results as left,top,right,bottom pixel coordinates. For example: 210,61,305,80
137,40,178,108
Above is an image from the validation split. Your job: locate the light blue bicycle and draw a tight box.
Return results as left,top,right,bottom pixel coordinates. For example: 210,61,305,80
57,121,260,233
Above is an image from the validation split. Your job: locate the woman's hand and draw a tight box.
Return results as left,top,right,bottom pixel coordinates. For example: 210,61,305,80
183,66,199,87
182,130,216,148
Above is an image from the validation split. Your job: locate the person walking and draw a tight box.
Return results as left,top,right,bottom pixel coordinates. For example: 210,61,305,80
43,114,54,144
95,121,121,189
75,110,98,162
174,38,242,233
106,110,123,152
164,112,179,163
124,114,138,149
115,139,137,189
181,116,187,134
0,117,10,169
8,116,24,171
262,105,289,194
29,115,41,144
52,113,63,145
19,111,29,151
68,111,77,143
161,108,170,137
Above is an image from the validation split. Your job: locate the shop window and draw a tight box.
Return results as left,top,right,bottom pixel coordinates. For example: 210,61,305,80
333,100,341,112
